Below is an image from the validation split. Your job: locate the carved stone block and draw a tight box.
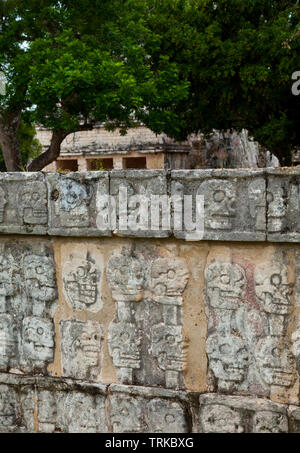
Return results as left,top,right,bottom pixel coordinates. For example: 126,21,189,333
0,173,47,235
60,320,102,381
267,169,300,242
110,170,170,238
47,172,110,236
24,254,57,317
21,316,55,371
171,170,266,241
198,394,288,433
109,386,188,433
205,254,296,398
62,253,102,312
0,385,20,432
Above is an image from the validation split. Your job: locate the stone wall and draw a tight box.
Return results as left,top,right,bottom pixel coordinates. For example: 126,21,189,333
0,169,300,432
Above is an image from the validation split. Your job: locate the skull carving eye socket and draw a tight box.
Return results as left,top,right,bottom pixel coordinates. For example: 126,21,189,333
219,343,232,354
220,274,230,285
271,274,282,286
25,328,35,338
37,327,44,335
35,266,44,275
267,192,274,203
165,414,175,423
213,191,226,203
238,348,248,359
166,335,175,345
76,266,87,278
271,347,280,358
167,270,176,279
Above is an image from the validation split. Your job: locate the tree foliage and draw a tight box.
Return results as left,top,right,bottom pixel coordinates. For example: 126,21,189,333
0,0,189,170
145,0,300,164
0,0,299,170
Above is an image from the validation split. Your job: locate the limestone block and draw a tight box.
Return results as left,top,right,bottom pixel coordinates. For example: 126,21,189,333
47,172,111,236
21,316,55,372
204,250,297,400
0,173,47,235
106,247,189,389
267,168,300,242
0,385,21,432
198,394,288,433
60,320,103,381
0,241,58,374
171,169,266,241
24,254,57,317
109,385,188,433
110,170,170,238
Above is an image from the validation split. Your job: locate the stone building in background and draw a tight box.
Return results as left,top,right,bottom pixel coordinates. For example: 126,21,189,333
35,125,279,172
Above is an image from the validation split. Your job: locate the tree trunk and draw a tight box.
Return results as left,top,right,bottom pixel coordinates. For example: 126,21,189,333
0,114,22,171
27,130,67,172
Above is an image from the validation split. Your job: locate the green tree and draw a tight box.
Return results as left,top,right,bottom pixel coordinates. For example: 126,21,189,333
145,0,300,165
0,0,189,171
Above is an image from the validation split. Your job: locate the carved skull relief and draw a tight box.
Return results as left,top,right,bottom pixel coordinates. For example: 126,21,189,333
267,185,286,232
18,183,47,225
60,320,102,380
106,251,145,300
151,324,187,372
197,179,236,230
255,336,296,388
63,257,101,312
150,257,189,298
206,333,249,386
146,399,188,433
24,255,57,303
205,262,246,310
108,321,142,370
22,317,55,362
57,179,90,227
255,265,293,315
200,404,244,433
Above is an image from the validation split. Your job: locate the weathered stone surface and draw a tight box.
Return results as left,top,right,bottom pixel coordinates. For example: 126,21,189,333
198,394,288,433
108,384,188,433
47,172,110,236
106,246,189,389
204,248,298,401
267,168,300,242
0,173,47,235
0,240,57,374
60,319,103,381
110,170,170,238
62,252,102,312
171,169,266,241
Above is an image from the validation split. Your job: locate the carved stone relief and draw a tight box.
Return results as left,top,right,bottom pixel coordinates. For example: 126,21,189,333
197,179,237,231
60,320,102,381
62,253,102,312
205,257,296,396
107,248,189,389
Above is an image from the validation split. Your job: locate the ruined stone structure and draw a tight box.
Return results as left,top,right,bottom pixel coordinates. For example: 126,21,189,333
1,169,300,432
36,125,191,172
35,125,278,172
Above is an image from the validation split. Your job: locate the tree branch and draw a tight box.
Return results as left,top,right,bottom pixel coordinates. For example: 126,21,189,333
27,122,97,172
